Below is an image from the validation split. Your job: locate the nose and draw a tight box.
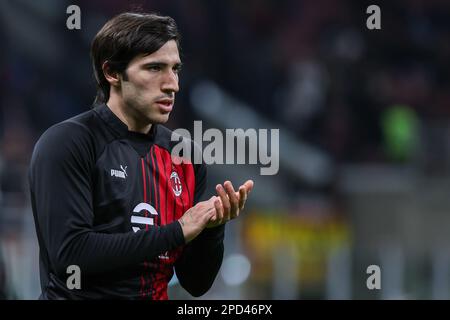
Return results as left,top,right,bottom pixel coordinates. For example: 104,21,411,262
161,69,179,94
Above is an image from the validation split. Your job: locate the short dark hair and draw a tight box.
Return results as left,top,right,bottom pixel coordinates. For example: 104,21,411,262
90,12,181,104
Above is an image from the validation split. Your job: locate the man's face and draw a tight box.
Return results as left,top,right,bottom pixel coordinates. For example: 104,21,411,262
120,40,181,125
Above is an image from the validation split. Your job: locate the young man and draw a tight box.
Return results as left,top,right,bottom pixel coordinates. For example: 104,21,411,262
29,12,253,300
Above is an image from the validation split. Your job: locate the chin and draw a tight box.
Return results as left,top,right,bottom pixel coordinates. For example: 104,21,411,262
149,113,170,124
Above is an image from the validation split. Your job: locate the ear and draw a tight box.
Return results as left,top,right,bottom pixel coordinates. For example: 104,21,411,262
102,61,121,87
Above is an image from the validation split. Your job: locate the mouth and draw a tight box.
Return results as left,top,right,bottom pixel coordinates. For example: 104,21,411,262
155,99,174,113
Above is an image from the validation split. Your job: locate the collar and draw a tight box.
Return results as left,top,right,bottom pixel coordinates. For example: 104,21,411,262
93,103,157,140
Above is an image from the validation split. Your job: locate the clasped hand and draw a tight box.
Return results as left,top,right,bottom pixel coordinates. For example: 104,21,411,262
178,180,254,242
207,180,254,228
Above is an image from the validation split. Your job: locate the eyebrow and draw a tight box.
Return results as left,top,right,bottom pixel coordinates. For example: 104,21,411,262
142,61,183,68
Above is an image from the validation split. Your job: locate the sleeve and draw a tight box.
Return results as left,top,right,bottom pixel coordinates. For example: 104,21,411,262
29,122,185,278
174,159,225,297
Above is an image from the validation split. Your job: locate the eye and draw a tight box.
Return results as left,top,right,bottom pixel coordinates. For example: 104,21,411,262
146,64,161,72
173,64,182,74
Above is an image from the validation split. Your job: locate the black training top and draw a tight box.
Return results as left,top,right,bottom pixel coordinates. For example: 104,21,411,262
28,103,224,300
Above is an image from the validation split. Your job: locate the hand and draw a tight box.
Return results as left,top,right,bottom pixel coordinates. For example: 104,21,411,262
178,196,218,243
207,180,254,228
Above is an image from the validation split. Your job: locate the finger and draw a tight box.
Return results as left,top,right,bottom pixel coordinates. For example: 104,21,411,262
205,205,216,223
209,211,217,223
234,179,254,198
224,181,239,218
238,186,247,210
214,198,224,224
216,184,231,221
243,180,254,194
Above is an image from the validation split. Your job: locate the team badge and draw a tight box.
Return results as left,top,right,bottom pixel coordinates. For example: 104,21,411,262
170,171,182,197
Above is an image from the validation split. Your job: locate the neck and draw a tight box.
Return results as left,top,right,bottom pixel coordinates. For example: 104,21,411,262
106,94,152,134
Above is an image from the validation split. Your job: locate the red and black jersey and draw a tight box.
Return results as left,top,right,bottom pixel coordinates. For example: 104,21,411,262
28,103,224,299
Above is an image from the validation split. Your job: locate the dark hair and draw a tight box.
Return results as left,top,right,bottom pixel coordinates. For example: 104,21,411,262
90,12,181,104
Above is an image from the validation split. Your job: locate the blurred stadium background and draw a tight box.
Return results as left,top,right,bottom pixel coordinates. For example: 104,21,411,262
1,0,450,299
